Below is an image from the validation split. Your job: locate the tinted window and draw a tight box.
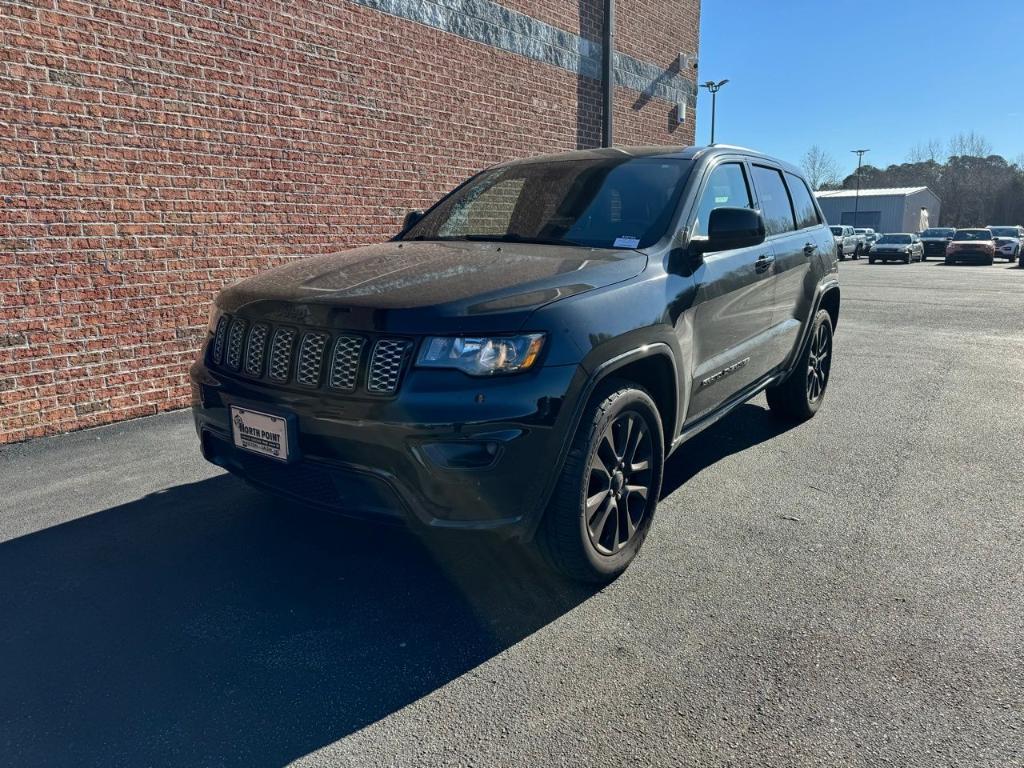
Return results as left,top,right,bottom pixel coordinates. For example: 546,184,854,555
989,227,1018,237
785,172,821,230
952,229,993,241
691,162,752,238
752,166,796,236
921,228,954,237
829,226,843,235
404,157,693,249
878,234,911,244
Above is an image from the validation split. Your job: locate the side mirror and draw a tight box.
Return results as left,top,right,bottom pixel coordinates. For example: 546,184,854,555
691,207,766,254
401,209,425,232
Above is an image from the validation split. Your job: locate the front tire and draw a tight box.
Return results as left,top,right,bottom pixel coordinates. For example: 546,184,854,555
537,381,664,583
767,309,833,422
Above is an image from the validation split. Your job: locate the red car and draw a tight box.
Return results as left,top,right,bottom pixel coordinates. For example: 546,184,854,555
945,229,996,266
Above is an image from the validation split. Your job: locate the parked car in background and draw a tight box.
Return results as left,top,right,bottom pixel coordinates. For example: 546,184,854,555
919,227,956,261
830,224,861,259
946,229,996,266
855,228,879,252
190,145,841,582
869,233,923,264
985,225,1024,262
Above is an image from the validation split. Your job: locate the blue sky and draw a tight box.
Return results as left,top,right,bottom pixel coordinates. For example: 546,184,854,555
695,0,1024,176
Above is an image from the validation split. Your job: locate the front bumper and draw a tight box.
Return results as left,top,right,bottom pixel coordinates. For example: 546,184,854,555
190,359,587,539
946,250,994,263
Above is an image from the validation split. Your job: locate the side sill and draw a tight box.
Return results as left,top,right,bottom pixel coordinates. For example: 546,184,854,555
670,371,784,452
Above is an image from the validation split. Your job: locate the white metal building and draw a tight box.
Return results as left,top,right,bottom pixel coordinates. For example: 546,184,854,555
815,187,942,233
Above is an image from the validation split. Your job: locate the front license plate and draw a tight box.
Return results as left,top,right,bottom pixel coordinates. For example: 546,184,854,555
230,406,290,462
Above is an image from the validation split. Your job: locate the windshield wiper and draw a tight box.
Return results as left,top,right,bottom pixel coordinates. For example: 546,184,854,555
459,233,591,247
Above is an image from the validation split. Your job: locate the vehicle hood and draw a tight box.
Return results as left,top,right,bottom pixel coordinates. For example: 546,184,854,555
216,240,648,333
948,240,993,248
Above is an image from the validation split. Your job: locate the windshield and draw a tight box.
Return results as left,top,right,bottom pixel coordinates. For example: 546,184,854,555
921,228,955,237
953,229,993,241
988,227,1018,237
402,157,693,249
829,226,843,235
878,234,911,244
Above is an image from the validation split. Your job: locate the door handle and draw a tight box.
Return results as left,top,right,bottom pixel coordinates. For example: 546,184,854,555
803,242,818,256
755,253,775,273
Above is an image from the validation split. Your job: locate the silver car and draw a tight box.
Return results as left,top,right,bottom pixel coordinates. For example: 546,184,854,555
868,233,924,264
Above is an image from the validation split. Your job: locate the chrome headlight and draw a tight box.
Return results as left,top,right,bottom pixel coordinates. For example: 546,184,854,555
417,334,545,376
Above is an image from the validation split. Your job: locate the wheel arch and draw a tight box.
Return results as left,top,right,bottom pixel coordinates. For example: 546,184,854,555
819,284,840,331
595,350,679,446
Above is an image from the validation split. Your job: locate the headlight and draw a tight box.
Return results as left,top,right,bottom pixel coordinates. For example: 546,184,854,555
417,333,545,375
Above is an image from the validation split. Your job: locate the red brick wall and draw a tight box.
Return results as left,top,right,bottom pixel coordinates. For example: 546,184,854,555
0,0,698,443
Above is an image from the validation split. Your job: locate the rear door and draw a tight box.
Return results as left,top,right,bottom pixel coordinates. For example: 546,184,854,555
748,164,807,368
685,159,778,420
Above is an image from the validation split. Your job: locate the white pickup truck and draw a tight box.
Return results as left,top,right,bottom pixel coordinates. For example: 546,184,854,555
829,225,862,260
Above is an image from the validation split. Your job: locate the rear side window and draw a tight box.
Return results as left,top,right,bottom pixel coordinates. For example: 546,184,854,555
751,165,796,236
691,162,752,237
785,172,821,229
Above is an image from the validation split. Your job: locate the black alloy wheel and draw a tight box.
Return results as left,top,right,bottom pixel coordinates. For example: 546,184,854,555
805,319,832,405
537,381,664,582
766,308,834,422
585,411,653,555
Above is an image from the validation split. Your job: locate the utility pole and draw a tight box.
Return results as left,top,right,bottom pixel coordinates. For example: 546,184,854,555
700,79,729,144
851,149,870,228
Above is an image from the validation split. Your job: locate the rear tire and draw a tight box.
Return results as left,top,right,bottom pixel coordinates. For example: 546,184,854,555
766,309,833,423
536,381,664,583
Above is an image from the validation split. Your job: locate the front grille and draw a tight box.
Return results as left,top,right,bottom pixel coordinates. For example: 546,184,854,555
209,313,411,395
225,318,248,370
244,323,270,377
296,332,329,387
328,335,364,391
268,327,297,383
367,339,411,394
212,315,230,365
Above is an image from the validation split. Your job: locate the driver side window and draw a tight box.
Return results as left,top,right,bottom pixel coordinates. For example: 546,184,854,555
691,163,752,238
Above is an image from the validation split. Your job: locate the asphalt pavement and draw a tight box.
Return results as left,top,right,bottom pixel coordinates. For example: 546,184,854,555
2,259,1022,767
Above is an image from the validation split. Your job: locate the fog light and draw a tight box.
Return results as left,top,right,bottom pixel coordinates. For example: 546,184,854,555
420,441,500,469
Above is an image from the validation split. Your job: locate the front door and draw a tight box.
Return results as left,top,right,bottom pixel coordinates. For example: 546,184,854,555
686,161,777,420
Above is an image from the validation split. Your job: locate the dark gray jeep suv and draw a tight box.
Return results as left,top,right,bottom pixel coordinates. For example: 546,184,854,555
191,145,840,582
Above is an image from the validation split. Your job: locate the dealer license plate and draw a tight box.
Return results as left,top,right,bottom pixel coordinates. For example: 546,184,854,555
230,406,290,462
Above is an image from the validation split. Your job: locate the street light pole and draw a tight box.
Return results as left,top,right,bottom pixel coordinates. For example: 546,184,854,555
851,148,870,228
700,79,729,144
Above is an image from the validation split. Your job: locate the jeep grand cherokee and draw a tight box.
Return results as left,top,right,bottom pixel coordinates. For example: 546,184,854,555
191,146,840,582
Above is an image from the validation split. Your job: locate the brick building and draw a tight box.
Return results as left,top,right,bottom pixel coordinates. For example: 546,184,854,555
0,0,700,443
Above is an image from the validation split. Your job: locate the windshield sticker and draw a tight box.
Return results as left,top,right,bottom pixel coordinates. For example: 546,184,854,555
613,236,641,248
